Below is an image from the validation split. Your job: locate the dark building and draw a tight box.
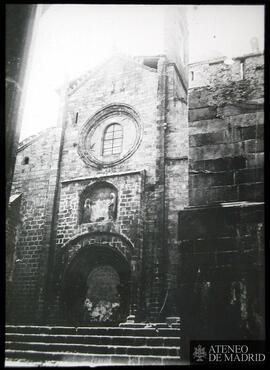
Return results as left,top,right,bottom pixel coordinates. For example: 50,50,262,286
180,53,264,354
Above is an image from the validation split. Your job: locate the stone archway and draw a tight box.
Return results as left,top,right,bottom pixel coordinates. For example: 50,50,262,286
61,244,131,326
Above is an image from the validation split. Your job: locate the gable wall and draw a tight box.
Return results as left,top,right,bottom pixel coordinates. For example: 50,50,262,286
9,127,62,322
63,58,159,182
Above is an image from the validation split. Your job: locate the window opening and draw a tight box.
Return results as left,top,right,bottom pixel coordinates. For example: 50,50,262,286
75,112,79,124
102,123,123,156
240,61,244,80
22,157,29,165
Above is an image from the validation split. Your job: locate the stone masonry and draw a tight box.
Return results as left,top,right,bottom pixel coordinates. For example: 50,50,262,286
178,52,264,357
7,7,264,350
188,53,264,205
8,50,189,325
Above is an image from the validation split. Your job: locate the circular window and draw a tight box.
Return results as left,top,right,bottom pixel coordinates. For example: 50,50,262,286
78,104,142,167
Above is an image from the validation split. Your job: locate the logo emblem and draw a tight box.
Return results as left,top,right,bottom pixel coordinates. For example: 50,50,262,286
193,344,207,362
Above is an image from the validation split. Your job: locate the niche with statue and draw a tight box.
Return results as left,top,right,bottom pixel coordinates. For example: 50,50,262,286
79,182,118,224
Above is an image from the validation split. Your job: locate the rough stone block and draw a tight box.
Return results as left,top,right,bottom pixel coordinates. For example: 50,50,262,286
188,87,211,109
247,152,265,169
189,131,225,147
216,251,240,267
190,156,247,173
241,126,256,141
244,139,264,153
188,106,217,122
238,183,264,202
190,172,234,188
189,142,244,161
189,118,226,135
239,204,264,224
235,168,264,184
178,206,239,240
209,185,238,203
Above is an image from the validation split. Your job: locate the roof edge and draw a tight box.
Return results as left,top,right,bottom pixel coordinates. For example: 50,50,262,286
189,51,264,67
18,127,57,153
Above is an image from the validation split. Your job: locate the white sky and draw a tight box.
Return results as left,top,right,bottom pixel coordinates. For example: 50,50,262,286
19,4,264,140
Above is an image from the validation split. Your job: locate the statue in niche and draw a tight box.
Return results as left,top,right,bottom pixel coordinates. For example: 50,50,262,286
82,198,92,223
108,192,117,220
81,187,117,223
92,191,107,221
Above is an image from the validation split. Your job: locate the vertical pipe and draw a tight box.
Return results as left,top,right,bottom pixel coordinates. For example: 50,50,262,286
42,79,69,322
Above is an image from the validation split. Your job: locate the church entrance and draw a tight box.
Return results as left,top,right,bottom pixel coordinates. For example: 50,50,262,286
61,244,130,326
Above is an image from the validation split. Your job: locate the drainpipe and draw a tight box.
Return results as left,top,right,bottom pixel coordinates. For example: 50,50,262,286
155,56,168,320
160,59,169,321
42,78,69,323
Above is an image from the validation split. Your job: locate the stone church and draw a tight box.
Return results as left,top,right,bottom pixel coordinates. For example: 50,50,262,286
6,6,264,363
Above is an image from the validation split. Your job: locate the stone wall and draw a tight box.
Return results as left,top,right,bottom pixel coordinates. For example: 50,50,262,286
56,173,144,255
188,53,264,206
6,195,22,322
178,203,264,358
9,128,62,323
177,53,264,355
54,56,161,322
65,54,159,182
8,53,190,324
8,52,263,328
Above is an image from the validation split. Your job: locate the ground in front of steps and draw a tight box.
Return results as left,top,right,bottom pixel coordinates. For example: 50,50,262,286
5,359,109,367
5,359,190,367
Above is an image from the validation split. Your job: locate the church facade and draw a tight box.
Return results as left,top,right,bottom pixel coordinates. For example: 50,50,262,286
7,50,189,326
7,7,264,343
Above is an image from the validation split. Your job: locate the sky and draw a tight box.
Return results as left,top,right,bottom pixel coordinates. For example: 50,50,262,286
19,4,264,140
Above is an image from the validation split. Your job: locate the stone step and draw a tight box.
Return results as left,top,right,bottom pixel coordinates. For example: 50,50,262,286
5,325,182,365
119,322,170,328
5,325,180,337
6,341,180,357
6,333,180,347
5,350,182,365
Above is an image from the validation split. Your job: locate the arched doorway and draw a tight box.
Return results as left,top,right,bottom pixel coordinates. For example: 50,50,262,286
61,244,130,326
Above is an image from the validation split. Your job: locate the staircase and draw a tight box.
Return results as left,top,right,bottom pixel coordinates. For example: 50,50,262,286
5,324,182,366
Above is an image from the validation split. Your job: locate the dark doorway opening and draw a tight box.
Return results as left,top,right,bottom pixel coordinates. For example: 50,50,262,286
61,244,130,326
